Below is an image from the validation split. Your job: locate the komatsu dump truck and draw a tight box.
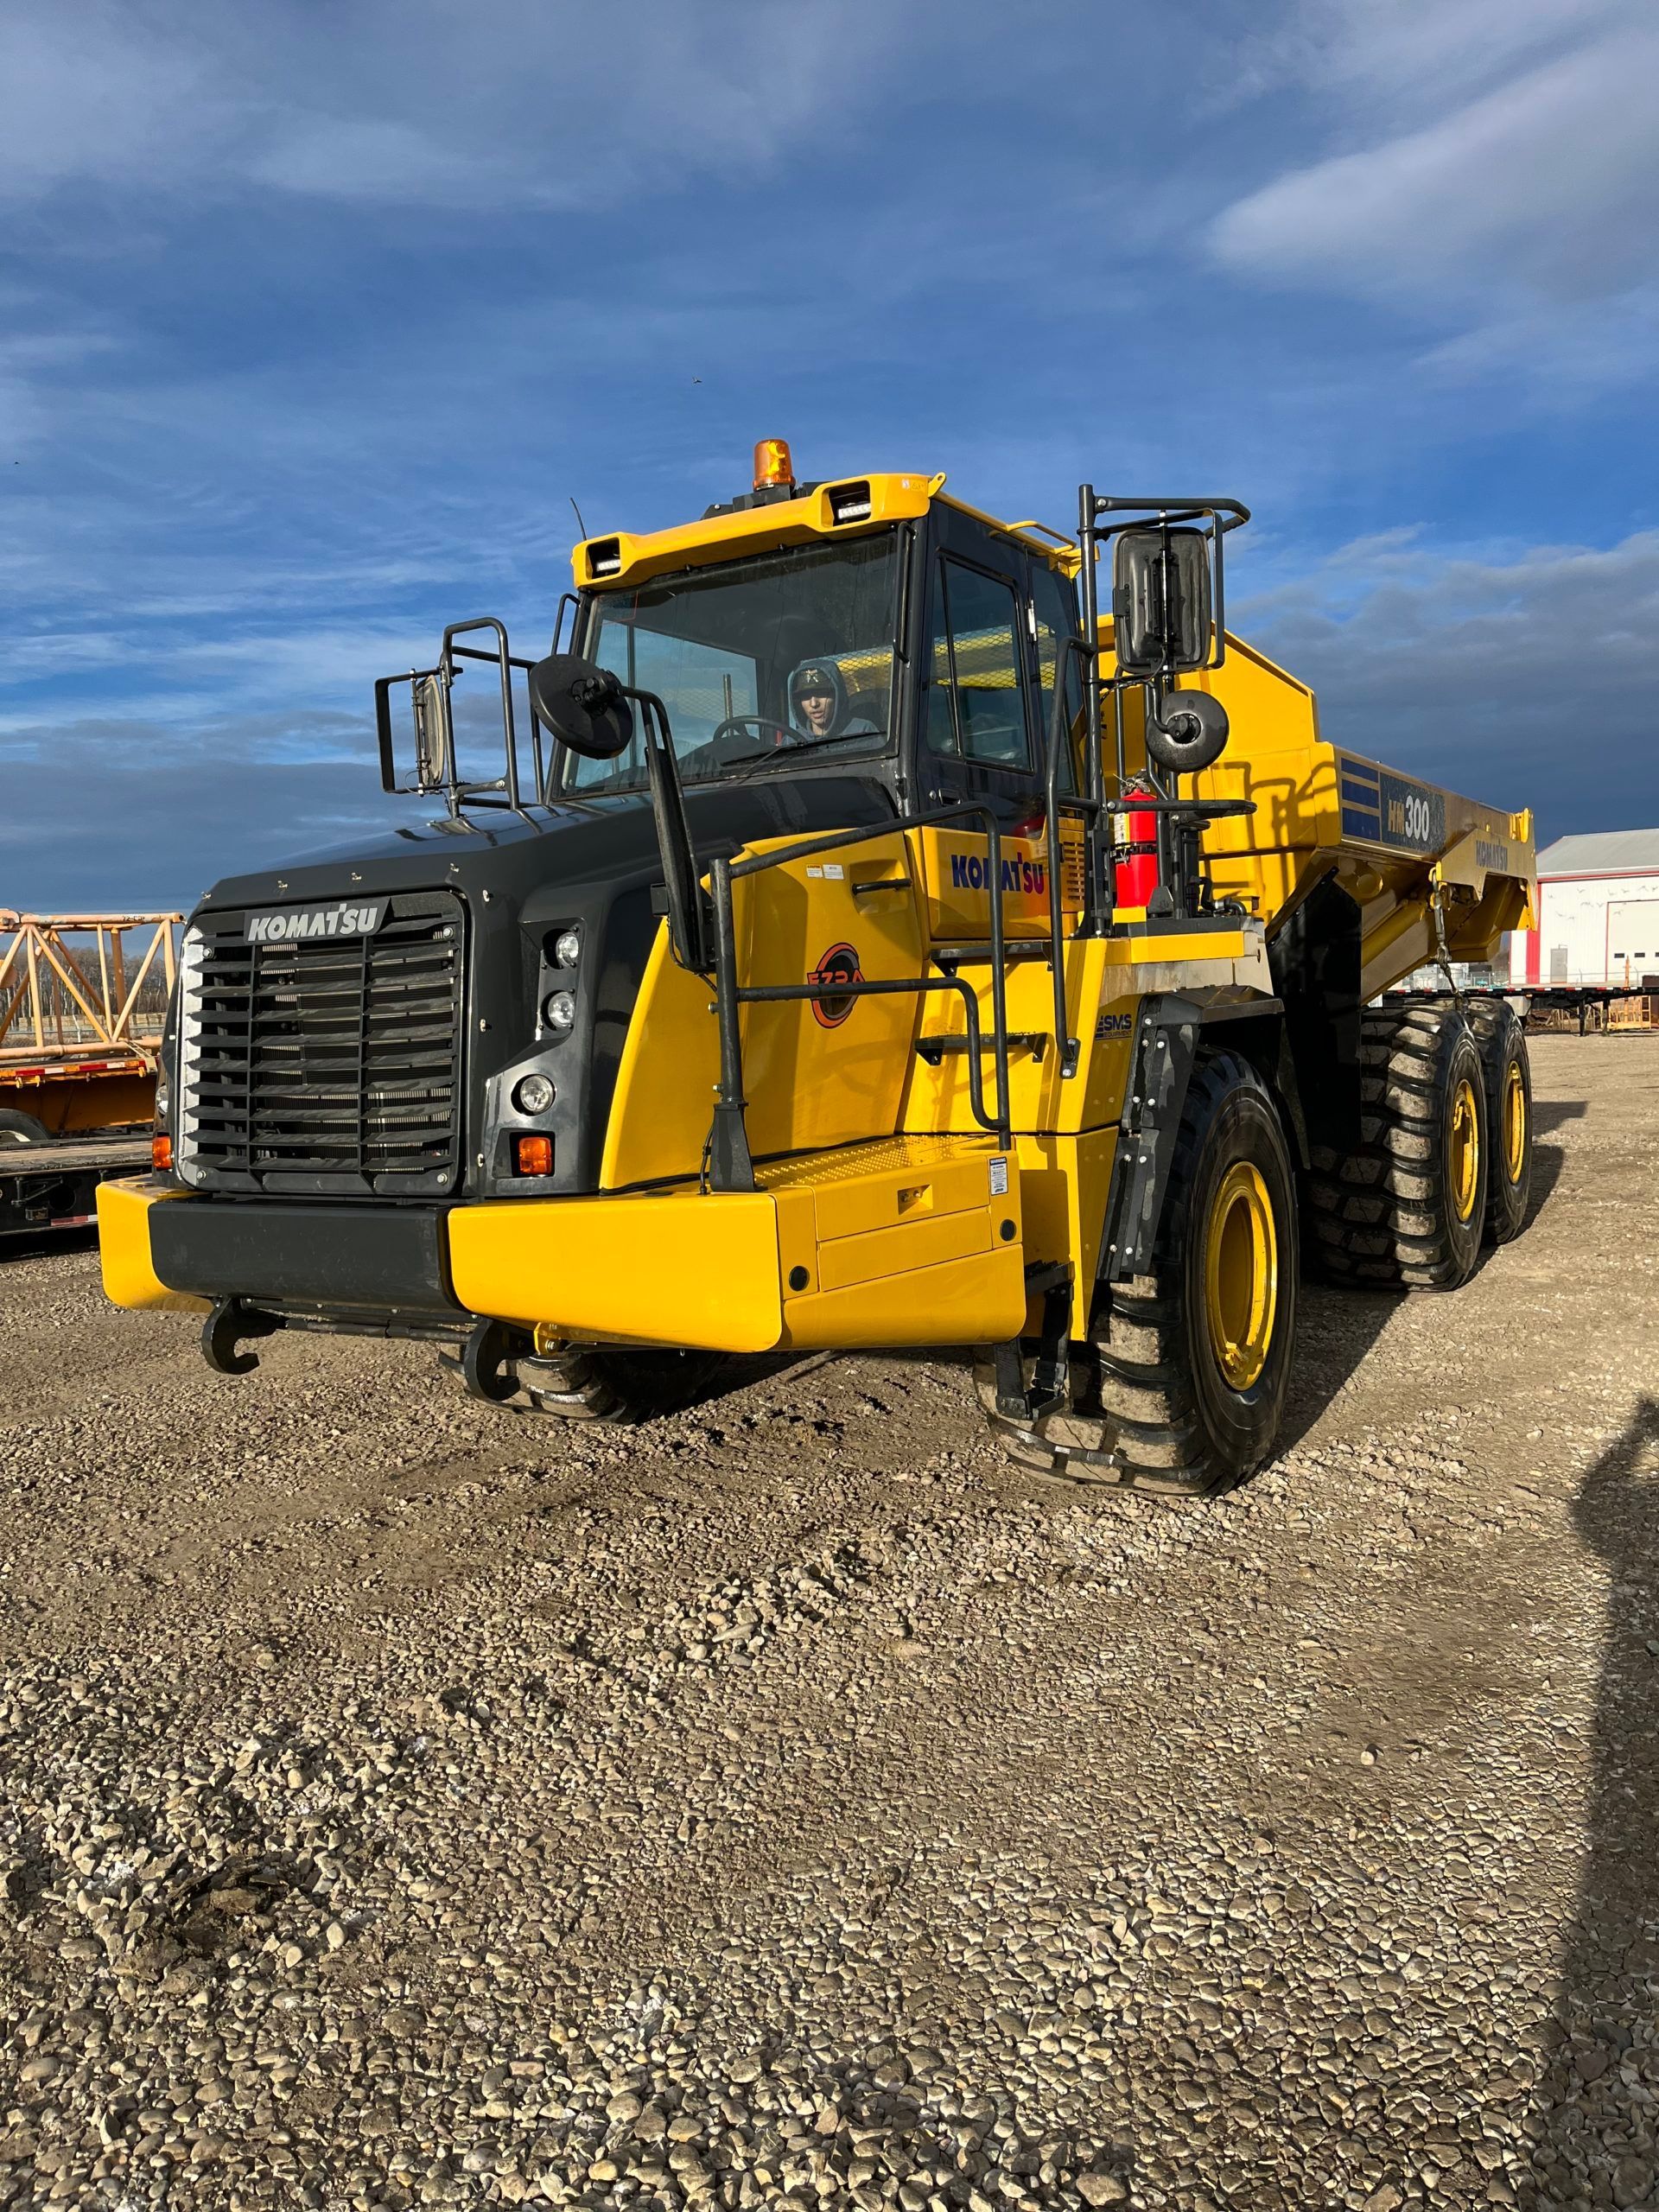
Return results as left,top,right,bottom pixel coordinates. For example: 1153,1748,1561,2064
99,446,1535,1494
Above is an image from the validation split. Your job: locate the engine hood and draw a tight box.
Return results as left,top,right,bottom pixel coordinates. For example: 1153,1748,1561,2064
197,775,896,915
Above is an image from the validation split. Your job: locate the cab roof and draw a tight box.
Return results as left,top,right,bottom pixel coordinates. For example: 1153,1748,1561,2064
569,471,1079,593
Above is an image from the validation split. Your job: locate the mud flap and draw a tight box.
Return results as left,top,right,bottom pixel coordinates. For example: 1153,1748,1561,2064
1099,995,1201,1283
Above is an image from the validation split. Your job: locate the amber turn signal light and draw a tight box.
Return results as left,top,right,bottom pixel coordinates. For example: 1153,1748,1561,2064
753,437,794,490
151,1133,174,1173
514,1134,553,1177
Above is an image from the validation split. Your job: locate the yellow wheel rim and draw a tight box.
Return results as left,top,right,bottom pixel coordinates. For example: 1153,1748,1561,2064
1449,1076,1480,1223
1503,1060,1526,1184
1205,1160,1277,1392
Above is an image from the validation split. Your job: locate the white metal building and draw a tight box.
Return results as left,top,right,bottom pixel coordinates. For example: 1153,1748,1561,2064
1509,829,1659,988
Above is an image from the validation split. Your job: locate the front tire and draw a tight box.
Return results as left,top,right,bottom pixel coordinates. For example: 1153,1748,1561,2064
1094,1052,1299,1493
976,1051,1299,1498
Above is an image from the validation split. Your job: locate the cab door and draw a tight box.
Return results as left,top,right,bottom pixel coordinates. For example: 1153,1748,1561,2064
911,508,1072,942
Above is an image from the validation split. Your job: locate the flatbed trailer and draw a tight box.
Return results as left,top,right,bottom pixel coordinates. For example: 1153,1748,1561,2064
0,912,176,1243
0,911,179,1141
1,1131,154,1240
1520,983,1659,1033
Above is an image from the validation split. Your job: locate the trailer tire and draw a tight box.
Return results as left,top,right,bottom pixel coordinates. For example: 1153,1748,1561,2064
1464,998,1532,1244
519,1344,727,1423
1306,1004,1488,1288
976,1052,1298,1498
0,1109,48,1147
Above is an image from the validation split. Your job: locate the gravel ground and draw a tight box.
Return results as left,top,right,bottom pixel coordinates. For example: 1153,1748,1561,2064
2,1033,1656,2212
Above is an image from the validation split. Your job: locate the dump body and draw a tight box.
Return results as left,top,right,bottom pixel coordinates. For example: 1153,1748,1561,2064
1096,632,1535,996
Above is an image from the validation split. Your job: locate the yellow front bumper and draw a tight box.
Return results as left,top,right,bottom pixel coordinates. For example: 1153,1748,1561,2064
96,1177,211,1314
98,1136,1029,1355
449,1136,1027,1352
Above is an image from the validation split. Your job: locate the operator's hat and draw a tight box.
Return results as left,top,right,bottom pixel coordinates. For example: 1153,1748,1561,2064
791,663,836,697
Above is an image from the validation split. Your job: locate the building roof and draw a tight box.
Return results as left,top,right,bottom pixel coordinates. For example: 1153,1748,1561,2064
1537,829,1659,878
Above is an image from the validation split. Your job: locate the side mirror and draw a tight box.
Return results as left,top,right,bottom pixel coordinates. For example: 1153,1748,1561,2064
1112,527,1212,676
527,653,635,760
411,673,449,791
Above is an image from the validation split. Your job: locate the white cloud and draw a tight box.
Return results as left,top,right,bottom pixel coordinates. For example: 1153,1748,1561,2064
1231,0,1630,111
1212,22,1659,303
0,0,931,212
1209,2,1659,385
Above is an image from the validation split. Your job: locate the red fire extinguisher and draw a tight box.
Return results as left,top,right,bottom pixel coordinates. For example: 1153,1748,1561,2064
1113,787,1161,912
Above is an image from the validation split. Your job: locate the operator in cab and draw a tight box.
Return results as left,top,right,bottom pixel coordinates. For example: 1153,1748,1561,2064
788,658,879,742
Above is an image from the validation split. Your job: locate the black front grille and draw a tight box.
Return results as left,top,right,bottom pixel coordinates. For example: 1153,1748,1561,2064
181,893,464,1195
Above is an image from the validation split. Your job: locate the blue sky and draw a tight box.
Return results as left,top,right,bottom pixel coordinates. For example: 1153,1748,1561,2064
3,0,1656,911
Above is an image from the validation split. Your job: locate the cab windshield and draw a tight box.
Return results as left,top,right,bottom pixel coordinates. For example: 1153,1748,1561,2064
563,531,899,793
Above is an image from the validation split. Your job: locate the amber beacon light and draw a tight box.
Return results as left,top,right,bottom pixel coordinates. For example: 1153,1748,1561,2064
753,437,794,491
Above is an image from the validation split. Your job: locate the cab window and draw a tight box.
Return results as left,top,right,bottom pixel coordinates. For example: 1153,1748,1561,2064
1030,559,1083,792
924,560,1031,771
1031,563,1083,751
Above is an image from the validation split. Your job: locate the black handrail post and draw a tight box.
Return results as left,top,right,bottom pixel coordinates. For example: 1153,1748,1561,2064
1042,677,1072,1076
1078,485,1103,791
632,690,707,974
707,855,756,1192
983,814,1012,1147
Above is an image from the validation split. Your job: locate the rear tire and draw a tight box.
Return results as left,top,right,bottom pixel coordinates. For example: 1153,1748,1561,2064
1464,997,1532,1243
977,1051,1299,1498
0,1109,48,1147
519,1343,727,1423
1306,1004,1488,1288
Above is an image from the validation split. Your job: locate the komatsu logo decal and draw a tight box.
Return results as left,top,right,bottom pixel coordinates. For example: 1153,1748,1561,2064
948,851,1046,896
245,900,387,943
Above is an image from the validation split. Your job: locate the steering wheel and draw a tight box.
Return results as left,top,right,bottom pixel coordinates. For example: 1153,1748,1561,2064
708,714,799,751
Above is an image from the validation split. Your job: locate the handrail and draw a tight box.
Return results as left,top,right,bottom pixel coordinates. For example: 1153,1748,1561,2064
1040,634,1114,1075
375,616,555,814
704,800,1018,1192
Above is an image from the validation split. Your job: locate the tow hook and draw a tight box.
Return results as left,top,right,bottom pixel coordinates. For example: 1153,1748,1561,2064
458,1316,524,1404
201,1297,283,1376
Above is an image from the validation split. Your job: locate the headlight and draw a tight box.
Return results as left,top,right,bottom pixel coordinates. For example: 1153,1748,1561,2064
543,991,576,1033
513,1072,556,1116
154,1069,171,1126
553,929,582,968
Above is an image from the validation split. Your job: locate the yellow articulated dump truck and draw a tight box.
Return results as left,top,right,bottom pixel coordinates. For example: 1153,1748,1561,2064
99,444,1535,1496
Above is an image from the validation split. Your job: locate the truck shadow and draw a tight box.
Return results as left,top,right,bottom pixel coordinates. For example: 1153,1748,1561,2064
0,1224,99,1266
645,1141,1575,1446
1280,1135,1569,1453
1531,1099,1588,1136
1520,1397,1659,2210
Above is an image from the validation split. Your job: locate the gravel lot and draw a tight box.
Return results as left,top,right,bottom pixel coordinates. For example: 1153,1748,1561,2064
3,1033,1656,2212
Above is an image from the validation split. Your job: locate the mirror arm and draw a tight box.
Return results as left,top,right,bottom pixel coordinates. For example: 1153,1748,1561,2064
627,685,709,974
